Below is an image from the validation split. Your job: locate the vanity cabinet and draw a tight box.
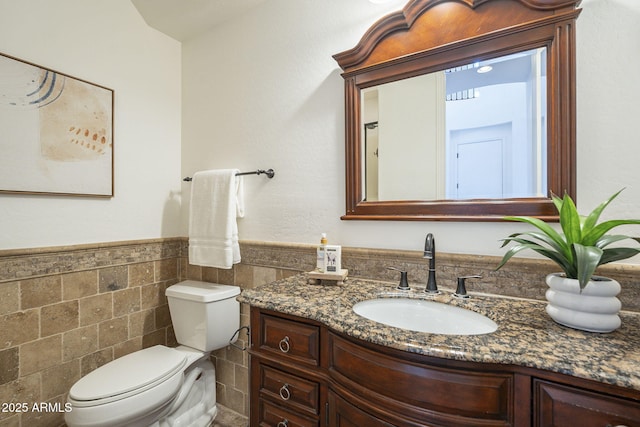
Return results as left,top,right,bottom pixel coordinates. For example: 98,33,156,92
534,380,640,427
250,309,326,427
328,332,514,426
249,307,640,427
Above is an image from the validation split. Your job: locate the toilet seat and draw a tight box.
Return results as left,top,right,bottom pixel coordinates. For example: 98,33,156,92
69,346,187,407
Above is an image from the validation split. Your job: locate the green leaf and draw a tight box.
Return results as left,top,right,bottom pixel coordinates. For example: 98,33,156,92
582,219,640,246
596,234,638,249
559,193,582,246
573,243,603,289
581,188,625,235
504,216,570,257
496,238,574,276
599,247,640,265
551,192,564,214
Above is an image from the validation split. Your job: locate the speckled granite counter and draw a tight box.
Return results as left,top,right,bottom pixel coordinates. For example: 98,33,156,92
238,273,640,391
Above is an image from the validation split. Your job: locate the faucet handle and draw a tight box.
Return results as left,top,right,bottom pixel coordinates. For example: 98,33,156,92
388,267,410,290
454,275,482,299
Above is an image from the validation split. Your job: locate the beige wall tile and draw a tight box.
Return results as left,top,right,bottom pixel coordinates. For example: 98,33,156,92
142,329,166,348
0,374,40,420
235,264,276,289
154,304,171,329
166,326,177,348
98,266,128,293
140,283,164,309
113,287,141,317
225,344,244,365
20,396,66,427
129,308,155,338
113,337,142,359
155,259,178,282
0,282,19,316
80,348,113,377
221,386,245,415
98,316,129,349
217,268,234,285
129,262,154,287
63,325,98,362
40,360,80,401
79,293,113,326
62,271,98,300
0,348,18,385
215,358,234,386
41,300,79,337
202,266,218,283
234,265,253,288
0,239,191,427
251,266,277,288
235,364,248,392
20,276,61,310
0,310,39,347
0,413,20,425
184,262,202,280
19,335,61,376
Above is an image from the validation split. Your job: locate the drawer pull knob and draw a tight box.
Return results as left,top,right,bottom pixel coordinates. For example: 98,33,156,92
606,425,629,427
278,336,290,353
277,419,289,427
279,383,291,400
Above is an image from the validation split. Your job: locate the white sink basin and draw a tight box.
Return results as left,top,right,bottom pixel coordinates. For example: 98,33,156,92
352,298,498,335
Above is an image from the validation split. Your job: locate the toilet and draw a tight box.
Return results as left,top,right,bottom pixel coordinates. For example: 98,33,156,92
65,280,240,427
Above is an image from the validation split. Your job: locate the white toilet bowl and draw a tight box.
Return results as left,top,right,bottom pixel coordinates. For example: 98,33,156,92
65,281,240,427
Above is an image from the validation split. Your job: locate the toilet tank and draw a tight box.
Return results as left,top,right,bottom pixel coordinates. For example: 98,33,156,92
166,280,240,352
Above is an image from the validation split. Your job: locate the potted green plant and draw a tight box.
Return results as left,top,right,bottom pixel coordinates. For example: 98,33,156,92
496,189,640,332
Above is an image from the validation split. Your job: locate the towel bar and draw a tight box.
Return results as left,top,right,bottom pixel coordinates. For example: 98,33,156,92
183,168,275,181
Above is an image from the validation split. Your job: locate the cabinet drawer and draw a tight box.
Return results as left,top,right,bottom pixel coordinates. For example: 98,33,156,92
259,363,320,415
329,333,513,424
329,391,395,427
259,399,319,427
534,379,640,427
259,313,320,366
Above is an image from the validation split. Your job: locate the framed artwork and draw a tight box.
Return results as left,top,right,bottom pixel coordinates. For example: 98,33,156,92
0,52,114,197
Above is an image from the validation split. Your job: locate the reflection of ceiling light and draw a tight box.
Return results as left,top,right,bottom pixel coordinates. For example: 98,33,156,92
477,65,493,73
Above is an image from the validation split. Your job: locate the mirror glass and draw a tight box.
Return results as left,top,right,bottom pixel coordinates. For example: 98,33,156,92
334,0,580,220
362,47,547,202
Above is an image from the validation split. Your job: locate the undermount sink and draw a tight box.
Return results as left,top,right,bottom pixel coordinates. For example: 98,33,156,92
352,298,498,335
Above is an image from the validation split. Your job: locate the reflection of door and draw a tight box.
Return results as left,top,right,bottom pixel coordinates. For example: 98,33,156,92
449,122,511,199
456,139,503,198
364,122,379,201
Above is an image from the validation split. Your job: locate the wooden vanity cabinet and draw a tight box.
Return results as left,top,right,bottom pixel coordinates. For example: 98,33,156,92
328,332,515,426
534,379,640,427
249,307,640,427
250,308,328,427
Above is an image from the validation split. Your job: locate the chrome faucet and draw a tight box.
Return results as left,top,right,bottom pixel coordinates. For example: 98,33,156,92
423,233,439,293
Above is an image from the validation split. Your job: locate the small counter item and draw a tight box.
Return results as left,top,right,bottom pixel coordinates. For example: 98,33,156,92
324,245,342,273
316,233,327,271
307,269,348,285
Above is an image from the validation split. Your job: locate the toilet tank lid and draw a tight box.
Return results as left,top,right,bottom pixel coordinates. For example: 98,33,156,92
166,280,240,302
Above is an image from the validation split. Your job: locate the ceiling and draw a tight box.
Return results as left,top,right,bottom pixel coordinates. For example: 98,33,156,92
131,0,267,42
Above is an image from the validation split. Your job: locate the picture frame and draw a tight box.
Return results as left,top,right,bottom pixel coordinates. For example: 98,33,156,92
0,52,114,197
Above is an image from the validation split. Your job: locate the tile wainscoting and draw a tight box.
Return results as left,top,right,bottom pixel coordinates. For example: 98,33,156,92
2,238,639,426
0,239,185,427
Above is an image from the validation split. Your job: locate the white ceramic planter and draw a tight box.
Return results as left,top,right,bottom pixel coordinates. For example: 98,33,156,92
545,273,622,333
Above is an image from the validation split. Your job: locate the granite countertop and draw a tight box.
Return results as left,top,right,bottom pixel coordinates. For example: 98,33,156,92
238,273,640,391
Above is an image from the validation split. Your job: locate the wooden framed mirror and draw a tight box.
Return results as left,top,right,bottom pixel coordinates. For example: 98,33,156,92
333,0,581,221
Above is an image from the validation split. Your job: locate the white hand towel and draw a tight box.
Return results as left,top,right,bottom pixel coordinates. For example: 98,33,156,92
188,169,244,268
